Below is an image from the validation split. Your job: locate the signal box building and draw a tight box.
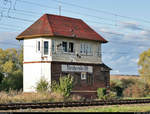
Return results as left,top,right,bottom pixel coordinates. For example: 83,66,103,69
16,14,111,98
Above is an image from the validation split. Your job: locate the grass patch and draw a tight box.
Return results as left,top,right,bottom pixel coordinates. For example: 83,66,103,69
0,90,83,104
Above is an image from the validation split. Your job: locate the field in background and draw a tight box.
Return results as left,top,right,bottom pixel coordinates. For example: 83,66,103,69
110,74,140,80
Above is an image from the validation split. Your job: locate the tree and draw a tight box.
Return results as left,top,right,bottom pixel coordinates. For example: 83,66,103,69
0,72,4,84
0,47,23,91
138,48,150,85
0,69,23,91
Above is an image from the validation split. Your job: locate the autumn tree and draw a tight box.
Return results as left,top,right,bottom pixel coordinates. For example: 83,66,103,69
0,47,23,91
138,48,150,85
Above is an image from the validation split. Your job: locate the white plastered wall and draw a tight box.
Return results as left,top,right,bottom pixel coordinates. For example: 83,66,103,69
23,63,51,92
23,38,52,92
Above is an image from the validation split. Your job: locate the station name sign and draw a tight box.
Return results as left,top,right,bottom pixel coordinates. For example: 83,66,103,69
61,64,93,73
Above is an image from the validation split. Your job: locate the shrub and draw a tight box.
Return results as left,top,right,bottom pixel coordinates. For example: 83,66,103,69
103,91,117,100
97,88,106,99
51,74,73,98
36,77,50,92
120,78,136,89
110,79,123,97
123,80,150,98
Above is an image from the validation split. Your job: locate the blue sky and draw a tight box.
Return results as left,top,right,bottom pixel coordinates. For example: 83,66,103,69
0,0,150,75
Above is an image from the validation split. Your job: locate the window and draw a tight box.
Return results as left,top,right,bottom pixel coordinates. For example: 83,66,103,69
69,42,74,53
44,41,49,55
89,45,92,54
80,43,83,53
62,41,68,52
62,41,74,53
81,72,86,80
80,43,92,55
98,44,101,56
52,40,55,52
83,43,86,53
37,41,40,52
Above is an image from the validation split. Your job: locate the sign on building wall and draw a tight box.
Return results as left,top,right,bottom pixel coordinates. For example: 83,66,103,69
61,64,93,73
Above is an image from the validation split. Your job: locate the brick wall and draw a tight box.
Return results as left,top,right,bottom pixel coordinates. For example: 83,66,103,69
51,61,110,98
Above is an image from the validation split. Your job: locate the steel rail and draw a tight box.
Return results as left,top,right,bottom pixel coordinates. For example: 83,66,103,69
1,99,150,110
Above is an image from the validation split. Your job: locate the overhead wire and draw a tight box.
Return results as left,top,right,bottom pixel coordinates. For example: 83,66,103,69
50,0,150,24
0,0,149,50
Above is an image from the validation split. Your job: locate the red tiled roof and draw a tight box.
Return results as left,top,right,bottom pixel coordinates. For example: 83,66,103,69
16,14,107,43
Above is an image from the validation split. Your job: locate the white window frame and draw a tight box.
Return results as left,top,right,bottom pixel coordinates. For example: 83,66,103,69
80,43,83,54
36,40,41,53
80,43,93,55
81,72,86,80
43,40,49,56
38,41,40,51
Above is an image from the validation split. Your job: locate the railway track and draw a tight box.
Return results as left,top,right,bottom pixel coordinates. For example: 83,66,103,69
1,99,150,110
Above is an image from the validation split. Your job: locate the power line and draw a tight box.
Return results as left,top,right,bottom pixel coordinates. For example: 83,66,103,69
0,26,22,31
0,23,25,29
18,0,58,10
14,0,150,32
50,0,150,24
0,1,150,46
1,0,150,32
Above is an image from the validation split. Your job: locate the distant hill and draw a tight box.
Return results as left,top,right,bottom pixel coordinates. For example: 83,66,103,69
110,74,140,80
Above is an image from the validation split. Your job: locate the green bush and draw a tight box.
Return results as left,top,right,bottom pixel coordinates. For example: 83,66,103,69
110,79,123,97
36,77,50,92
0,69,23,91
51,74,73,98
103,91,117,100
97,88,106,99
110,78,139,97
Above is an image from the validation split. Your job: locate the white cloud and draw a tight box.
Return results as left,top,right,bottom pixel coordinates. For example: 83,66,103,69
111,70,120,74
92,24,150,75
131,58,139,63
140,30,150,37
0,32,20,49
120,21,143,31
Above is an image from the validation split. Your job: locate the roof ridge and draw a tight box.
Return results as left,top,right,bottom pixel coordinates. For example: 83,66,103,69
44,14,54,36
45,13,81,21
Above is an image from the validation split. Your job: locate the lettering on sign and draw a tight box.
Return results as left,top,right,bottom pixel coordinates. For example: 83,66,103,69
61,65,93,73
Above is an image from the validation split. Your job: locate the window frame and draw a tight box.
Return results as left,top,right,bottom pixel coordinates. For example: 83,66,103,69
98,44,101,56
69,42,74,53
81,72,86,80
38,41,40,52
62,41,68,53
43,41,49,56
80,43,92,55
52,40,55,53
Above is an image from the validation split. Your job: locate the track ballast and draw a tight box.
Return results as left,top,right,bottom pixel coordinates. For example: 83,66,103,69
1,99,150,110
